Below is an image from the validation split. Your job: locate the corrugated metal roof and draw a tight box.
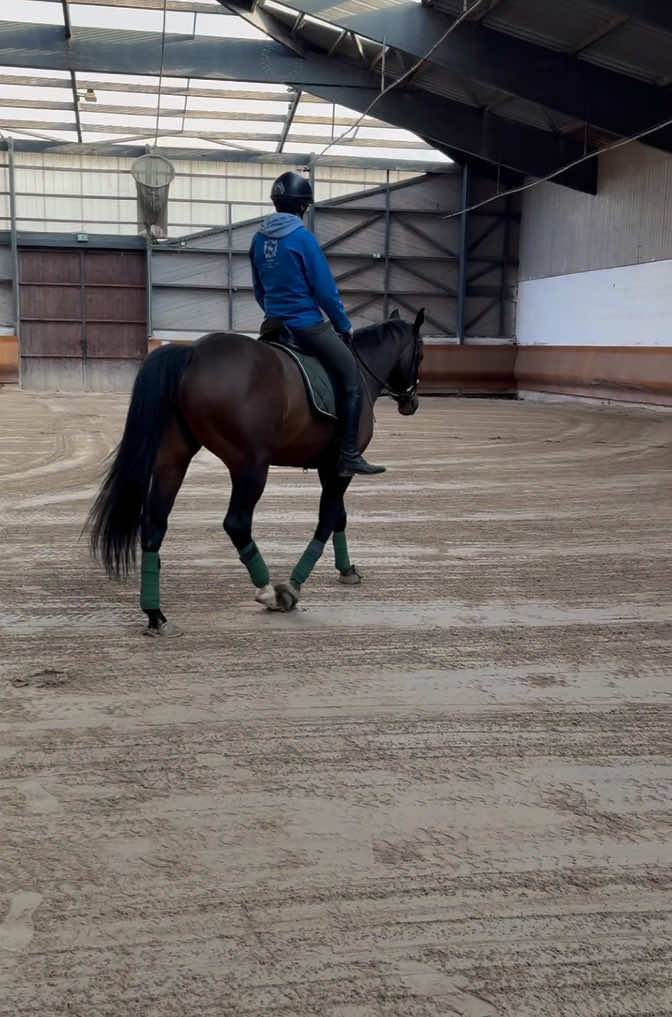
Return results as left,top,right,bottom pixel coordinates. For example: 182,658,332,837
583,20,672,85
411,65,493,107
482,0,619,53
492,97,582,135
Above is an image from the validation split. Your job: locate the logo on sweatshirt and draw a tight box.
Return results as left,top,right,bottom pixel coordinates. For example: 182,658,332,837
264,238,278,262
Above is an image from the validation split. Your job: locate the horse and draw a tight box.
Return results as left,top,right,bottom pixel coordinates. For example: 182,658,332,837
87,308,424,634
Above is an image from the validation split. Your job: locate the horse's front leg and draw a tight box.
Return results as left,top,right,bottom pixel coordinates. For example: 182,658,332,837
330,475,361,586
223,462,276,609
274,465,352,612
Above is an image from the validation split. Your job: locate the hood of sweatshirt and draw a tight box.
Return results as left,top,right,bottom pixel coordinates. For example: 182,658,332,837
260,212,304,239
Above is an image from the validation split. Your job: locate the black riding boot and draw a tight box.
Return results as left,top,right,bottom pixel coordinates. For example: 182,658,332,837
337,388,386,477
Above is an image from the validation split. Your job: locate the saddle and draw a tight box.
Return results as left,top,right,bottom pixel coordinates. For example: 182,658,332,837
258,319,338,422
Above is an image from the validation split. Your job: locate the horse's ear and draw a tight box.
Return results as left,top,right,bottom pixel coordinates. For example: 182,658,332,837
414,308,425,333
390,308,400,319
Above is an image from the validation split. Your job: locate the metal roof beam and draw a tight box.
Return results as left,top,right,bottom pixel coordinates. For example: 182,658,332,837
218,0,306,55
49,0,226,10
7,136,454,170
0,73,304,103
70,70,82,142
307,85,596,193
1,117,430,148
0,96,383,127
257,0,672,155
589,0,672,32
0,21,373,86
276,89,301,151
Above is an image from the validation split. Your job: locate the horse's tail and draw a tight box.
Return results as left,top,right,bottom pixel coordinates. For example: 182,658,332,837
87,344,195,579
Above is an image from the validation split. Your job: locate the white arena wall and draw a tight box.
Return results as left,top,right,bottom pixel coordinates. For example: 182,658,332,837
0,150,414,237
515,143,672,405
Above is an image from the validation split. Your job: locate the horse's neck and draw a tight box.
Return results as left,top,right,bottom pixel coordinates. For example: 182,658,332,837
353,330,399,403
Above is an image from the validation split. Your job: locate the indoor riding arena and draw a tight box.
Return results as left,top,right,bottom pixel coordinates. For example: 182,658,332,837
1,3,671,1016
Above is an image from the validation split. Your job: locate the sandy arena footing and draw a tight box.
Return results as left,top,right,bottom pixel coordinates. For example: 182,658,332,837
1,387,671,1016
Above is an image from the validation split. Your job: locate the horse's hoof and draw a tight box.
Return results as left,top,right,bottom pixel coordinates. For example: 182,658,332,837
143,619,182,638
338,564,362,585
255,583,279,611
274,581,300,613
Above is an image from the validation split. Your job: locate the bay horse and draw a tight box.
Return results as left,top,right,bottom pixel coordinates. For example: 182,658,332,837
87,309,424,634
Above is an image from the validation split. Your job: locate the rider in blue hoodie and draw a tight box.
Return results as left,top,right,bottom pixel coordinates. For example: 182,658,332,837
249,171,385,477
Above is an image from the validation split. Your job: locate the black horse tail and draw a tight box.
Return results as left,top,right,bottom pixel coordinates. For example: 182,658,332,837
87,344,194,579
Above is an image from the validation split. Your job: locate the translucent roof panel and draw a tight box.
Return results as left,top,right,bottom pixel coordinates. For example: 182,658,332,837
0,0,449,164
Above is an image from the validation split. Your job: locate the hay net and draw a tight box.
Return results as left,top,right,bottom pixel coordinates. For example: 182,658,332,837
131,153,175,238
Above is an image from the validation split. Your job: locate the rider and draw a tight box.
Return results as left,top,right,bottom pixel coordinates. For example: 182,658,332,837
249,171,385,477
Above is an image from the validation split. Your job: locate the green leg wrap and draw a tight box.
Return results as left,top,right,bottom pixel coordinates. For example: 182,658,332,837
291,538,325,587
140,550,160,611
239,541,270,588
333,530,351,573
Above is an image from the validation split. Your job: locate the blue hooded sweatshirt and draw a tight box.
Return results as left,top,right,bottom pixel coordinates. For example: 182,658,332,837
249,213,352,334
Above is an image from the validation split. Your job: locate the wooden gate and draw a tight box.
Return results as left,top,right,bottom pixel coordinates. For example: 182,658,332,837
19,248,146,391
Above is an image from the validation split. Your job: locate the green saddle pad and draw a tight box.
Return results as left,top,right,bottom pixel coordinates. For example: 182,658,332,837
263,341,337,421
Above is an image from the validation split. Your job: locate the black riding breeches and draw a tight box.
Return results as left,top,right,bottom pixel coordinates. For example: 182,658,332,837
289,321,363,456
292,321,361,403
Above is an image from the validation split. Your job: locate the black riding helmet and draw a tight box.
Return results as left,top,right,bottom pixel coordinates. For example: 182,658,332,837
271,171,313,217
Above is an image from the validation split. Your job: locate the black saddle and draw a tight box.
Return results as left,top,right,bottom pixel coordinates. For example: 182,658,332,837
259,317,304,354
258,318,337,422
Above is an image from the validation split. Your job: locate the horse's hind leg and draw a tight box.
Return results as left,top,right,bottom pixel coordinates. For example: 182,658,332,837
141,416,198,636
223,462,276,609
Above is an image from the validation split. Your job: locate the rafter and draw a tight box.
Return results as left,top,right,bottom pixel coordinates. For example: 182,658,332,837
0,73,304,103
0,96,384,128
276,89,301,152
70,71,82,142
41,0,227,11
1,118,432,148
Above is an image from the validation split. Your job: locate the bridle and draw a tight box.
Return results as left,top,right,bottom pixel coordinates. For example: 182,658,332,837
351,324,422,406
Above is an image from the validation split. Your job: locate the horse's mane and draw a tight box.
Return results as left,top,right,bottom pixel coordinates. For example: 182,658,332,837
353,318,406,350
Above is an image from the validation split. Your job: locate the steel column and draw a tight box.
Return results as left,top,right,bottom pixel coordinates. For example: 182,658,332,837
383,169,391,320
61,0,72,39
145,236,153,340
308,155,316,232
8,138,20,343
499,195,512,338
227,201,233,330
456,163,469,343
80,248,87,388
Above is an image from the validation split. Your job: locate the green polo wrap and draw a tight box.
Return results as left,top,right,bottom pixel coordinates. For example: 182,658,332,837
333,530,351,573
239,541,270,588
140,550,160,611
291,538,325,586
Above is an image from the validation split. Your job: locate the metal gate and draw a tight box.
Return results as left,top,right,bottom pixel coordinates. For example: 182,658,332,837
19,248,146,390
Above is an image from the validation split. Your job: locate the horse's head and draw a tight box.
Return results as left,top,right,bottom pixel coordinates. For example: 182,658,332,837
386,308,424,415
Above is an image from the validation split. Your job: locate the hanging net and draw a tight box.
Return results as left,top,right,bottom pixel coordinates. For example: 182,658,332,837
131,153,175,238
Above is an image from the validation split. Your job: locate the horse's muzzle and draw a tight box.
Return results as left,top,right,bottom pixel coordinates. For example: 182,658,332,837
398,394,419,416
